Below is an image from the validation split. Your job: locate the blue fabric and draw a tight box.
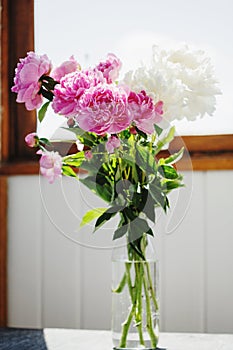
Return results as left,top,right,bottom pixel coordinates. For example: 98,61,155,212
0,328,166,350
0,328,47,350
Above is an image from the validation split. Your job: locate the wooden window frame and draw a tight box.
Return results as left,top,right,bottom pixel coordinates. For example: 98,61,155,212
0,0,233,326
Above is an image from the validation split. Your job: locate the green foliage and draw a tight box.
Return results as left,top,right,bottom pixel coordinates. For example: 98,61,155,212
73,124,184,243
113,224,129,240
38,101,50,122
154,126,175,155
162,147,184,165
39,137,52,146
63,151,85,167
80,208,107,228
154,124,163,136
54,121,184,245
62,165,78,178
158,164,179,179
94,206,122,232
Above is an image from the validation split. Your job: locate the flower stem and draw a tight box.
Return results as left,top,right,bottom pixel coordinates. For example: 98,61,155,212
125,262,134,300
134,262,145,346
145,261,159,311
119,300,136,348
119,263,136,348
143,264,158,348
112,272,127,293
116,236,159,349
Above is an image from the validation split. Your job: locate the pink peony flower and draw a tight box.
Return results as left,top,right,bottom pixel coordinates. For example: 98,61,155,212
95,53,122,83
25,132,39,147
106,136,121,153
52,69,104,118
128,90,163,134
11,51,52,110
77,84,132,134
51,56,80,82
37,150,62,184
154,100,164,116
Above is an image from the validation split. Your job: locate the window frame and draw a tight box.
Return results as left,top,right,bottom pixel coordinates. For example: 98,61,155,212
0,0,37,327
0,0,233,326
1,0,233,174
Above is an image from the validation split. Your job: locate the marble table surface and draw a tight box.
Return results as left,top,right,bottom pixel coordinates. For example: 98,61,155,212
43,328,233,350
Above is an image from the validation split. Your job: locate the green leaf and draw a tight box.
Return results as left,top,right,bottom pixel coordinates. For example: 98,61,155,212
162,179,184,192
132,188,148,213
94,206,120,231
159,147,184,165
154,124,163,136
80,174,113,203
62,165,78,178
97,183,113,203
113,224,129,240
64,151,85,160
63,159,84,167
128,217,152,242
136,144,157,174
39,137,52,146
146,228,154,236
123,206,137,221
155,126,175,155
158,165,179,179
38,101,50,122
149,181,167,211
63,151,85,167
142,192,156,222
80,207,107,228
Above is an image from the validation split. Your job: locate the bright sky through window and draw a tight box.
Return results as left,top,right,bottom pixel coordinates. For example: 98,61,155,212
34,0,233,136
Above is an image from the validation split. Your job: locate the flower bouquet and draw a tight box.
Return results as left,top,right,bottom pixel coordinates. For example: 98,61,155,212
12,45,220,349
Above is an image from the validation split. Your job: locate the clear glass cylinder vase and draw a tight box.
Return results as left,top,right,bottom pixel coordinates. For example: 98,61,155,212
112,236,160,350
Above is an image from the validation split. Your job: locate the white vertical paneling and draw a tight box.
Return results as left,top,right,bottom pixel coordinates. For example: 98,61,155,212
76,183,114,330
161,171,205,332
205,171,233,333
80,247,111,330
7,171,233,333
7,176,42,328
40,177,81,328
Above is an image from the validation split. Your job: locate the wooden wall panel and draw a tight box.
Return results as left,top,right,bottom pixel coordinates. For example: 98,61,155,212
205,171,233,333
7,176,42,328
160,171,206,332
6,172,233,332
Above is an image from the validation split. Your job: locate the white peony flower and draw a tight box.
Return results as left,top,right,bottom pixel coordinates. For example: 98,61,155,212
123,45,221,125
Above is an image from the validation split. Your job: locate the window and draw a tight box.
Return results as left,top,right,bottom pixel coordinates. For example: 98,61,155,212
35,0,233,136
0,0,36,326
1,0,233,174
1,0,233,326
34,0,233,170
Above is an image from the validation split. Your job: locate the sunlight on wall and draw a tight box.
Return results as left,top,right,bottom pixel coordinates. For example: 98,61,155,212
34,0,233,136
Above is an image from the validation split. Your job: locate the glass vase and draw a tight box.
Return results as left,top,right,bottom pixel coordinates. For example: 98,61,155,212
112,236,160,350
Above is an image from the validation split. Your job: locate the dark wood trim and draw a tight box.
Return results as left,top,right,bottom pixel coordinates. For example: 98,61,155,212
0,135,233,175
0,177,7,326
0,161,39,175
170,134,233,153
168,134,233,170
1,0,37,163
0,0,36,327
